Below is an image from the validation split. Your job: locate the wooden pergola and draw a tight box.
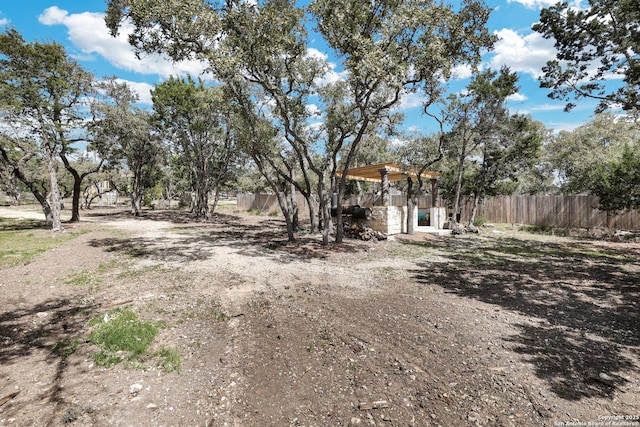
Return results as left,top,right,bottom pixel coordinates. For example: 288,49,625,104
337,162,441,207
337,162,441,183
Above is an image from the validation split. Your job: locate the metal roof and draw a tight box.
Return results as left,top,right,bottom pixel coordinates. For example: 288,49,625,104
337,162,441,183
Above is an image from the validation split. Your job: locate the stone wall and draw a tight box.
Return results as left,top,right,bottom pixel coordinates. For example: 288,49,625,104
370,206,415,235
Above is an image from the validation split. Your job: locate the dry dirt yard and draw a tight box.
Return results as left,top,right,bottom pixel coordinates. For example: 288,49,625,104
0,205,639,427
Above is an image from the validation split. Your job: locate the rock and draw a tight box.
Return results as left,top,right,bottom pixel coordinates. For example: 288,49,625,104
349,417,362,425
146,403,158,410
129,383,143,395
465,225,479,233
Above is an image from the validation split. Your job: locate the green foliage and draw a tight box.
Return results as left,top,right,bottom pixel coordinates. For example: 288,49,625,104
92,78,165,216
0,28,97,227
533,0,640,112
53,337,80,361
151,77,242,217
591,144,640,212
88,308,159,367
104,0,496,244
547,113,638,194
155,347,182,373
472,214,486,227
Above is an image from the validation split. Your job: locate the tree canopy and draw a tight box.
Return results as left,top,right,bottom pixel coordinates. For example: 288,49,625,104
105,0,496,243
533,0,640,112
0,28,95,229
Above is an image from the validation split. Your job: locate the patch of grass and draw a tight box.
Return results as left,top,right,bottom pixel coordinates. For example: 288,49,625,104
473,214,486,227
65,270,98,287
53,337,80,361
248,299,271,314
155,347,182,373
247,208,265,216
0,222,84,269
180,302,228,323
88,308,159,368
65,260,120,287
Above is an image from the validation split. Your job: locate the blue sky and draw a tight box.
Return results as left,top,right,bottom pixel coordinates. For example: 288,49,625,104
0,0,603,135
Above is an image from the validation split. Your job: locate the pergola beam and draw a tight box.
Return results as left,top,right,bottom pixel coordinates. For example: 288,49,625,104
337,162,441,183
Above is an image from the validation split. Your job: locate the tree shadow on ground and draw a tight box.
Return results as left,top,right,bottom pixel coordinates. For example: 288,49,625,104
0,217,47,231
88,210,370,264
0,297,96,422
408,235,640,401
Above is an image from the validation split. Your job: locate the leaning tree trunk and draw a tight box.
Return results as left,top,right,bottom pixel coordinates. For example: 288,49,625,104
44,144,62,231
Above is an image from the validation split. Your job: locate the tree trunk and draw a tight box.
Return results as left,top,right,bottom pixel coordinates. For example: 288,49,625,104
274,188,296,241
70,172,82,222
210,183,221,216
1,147,53,224
253,154,296,242
45,148,62,231
306,194,318,233
130,170,143,216
452,145,467,225
288,180,299,232
407,177,416,235
469,194,479,227
317,179,332,246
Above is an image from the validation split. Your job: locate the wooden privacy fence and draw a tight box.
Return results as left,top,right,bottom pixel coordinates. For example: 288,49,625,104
237,193,640,230
471,195,640,230
237,193,440,215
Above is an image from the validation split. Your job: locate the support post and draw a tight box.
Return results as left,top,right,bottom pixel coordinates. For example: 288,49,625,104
379,167,390,206
430,178,439,207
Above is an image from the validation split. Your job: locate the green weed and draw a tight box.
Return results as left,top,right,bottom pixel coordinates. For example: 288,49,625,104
155,347,182,373
53,337,80,360
88,308,159,367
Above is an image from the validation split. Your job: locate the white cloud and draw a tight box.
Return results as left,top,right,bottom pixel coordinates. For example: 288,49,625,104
507,92,528,102
397,90,426,111
488,29,556,78
307,47,348,87
529,103,566,112
0,17,9,26
451,64,474,80
306,103,322,117
506,0,558,9
38,6,208,79
114,79,154,105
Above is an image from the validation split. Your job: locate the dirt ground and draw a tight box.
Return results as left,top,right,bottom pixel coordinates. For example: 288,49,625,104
0,205,639,427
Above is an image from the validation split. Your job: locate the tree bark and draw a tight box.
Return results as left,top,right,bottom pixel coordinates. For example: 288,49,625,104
407,177,416,235
45,146,62,231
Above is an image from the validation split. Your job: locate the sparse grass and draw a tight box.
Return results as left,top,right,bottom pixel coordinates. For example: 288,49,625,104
65,260,120,287
88,308,159,368
248,299,270,314
115,263,170,279
0,218,84,269
65,270,97,287
520,224,570,236
180,302,228,323
376,266,396,280
53,337,80,361
307,339,328,352
155,347,182,373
